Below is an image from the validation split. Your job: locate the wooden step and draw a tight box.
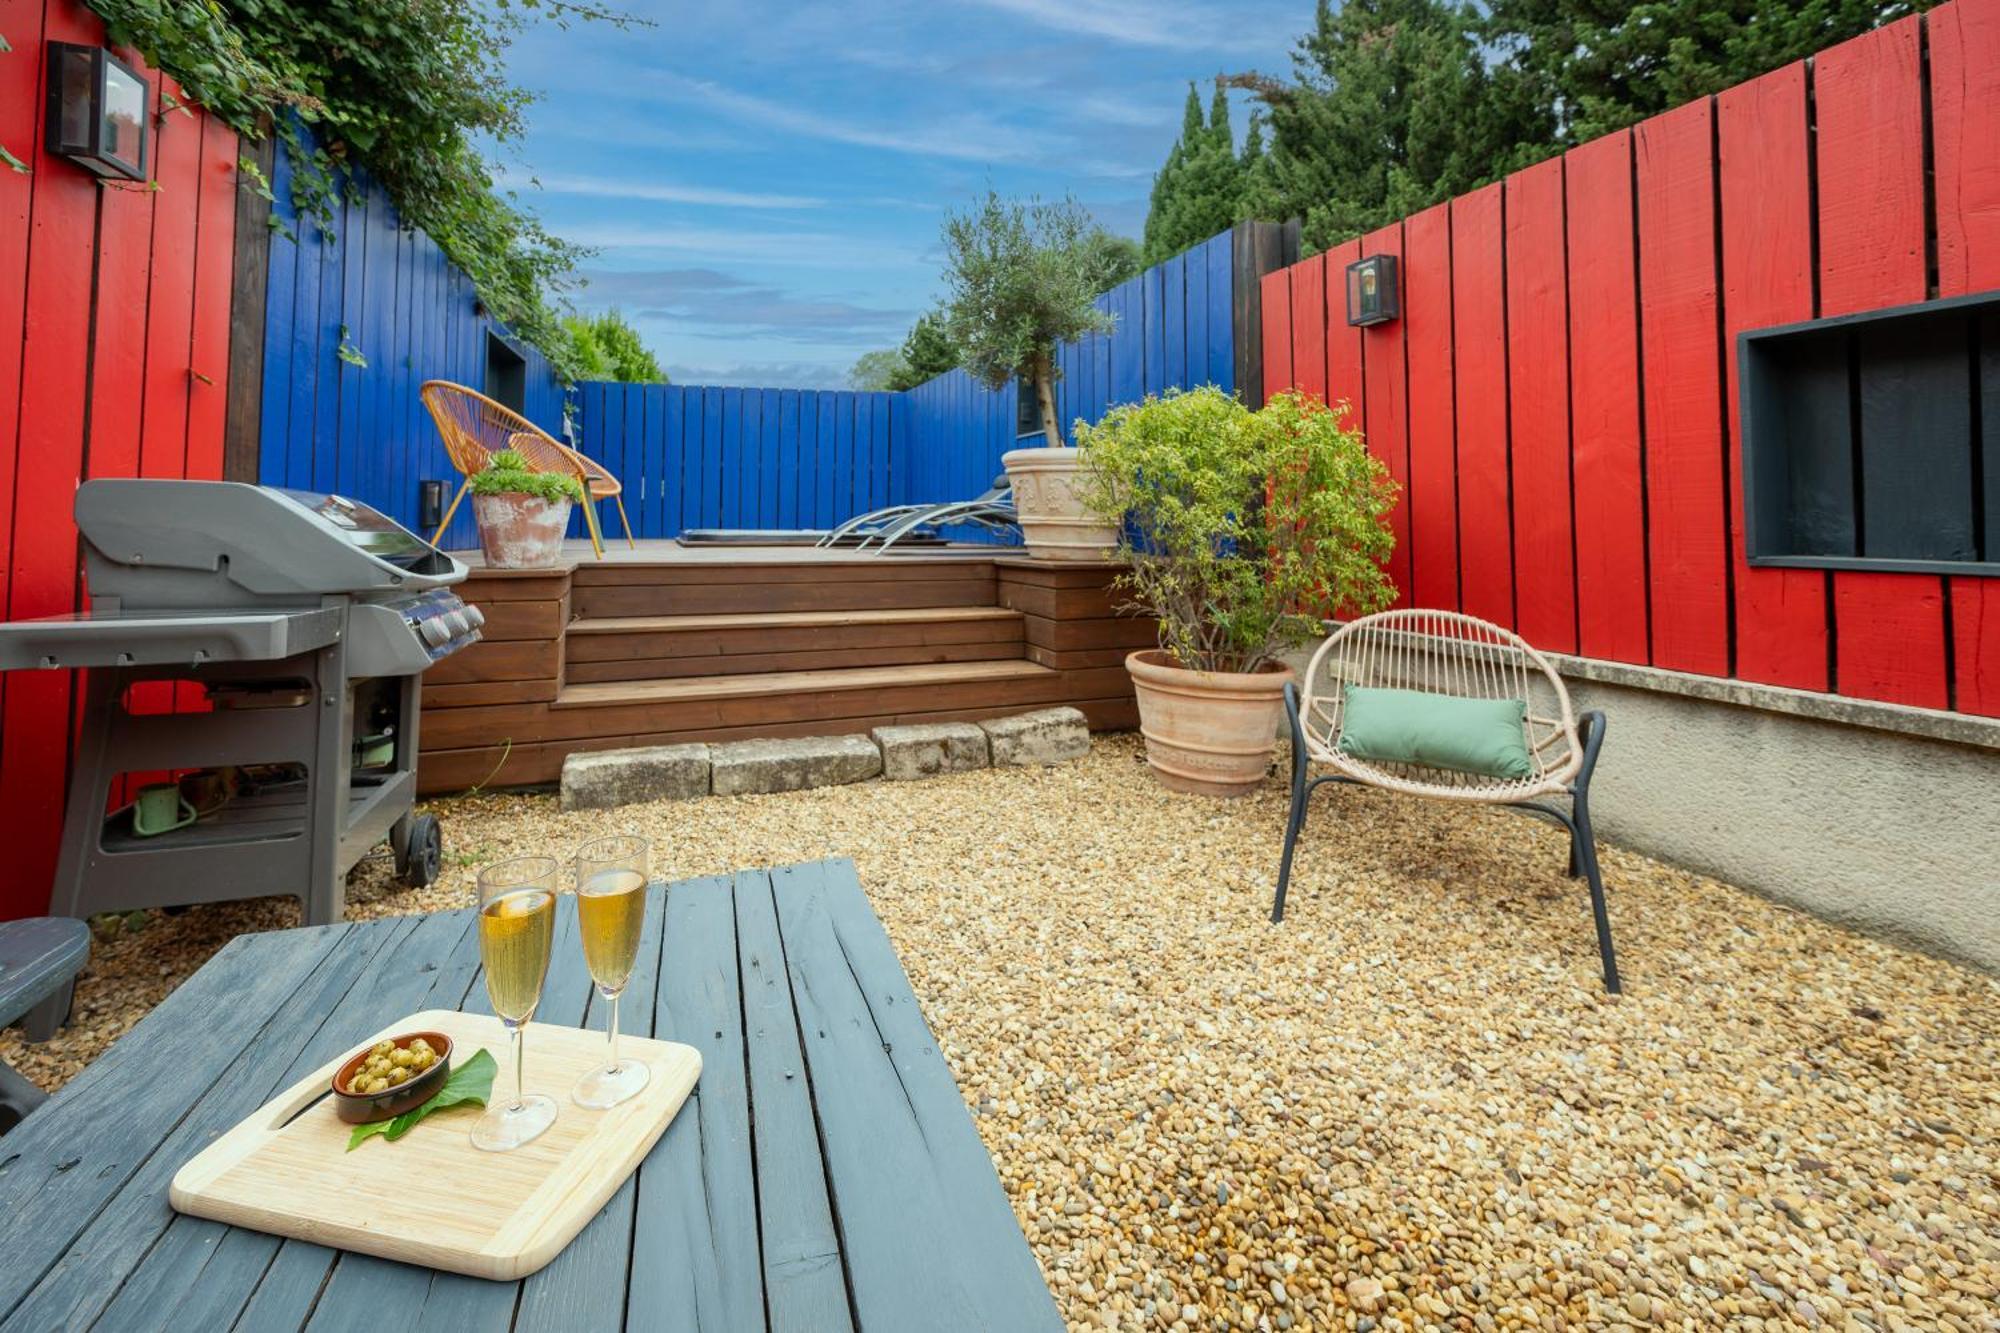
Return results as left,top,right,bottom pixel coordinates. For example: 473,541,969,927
562,606,1026,683
569,556,1001,618
555,659,1054,708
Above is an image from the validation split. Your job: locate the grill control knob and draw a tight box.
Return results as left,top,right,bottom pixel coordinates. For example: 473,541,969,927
463,605,486,628
420,617,449,646
444,612,469,636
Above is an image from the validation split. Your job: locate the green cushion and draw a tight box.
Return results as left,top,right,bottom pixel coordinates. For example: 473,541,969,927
1336,686,1535,780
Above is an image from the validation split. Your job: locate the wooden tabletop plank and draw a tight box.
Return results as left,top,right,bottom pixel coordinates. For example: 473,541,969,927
0,922,351,1325
64,916,419,1331
735,869,853,1333
773,859,1062,1332
625,876,764,1331
514,882,670,1332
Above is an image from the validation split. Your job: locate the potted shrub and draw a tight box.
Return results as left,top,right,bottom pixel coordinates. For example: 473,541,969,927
1077,387,1399,796
940,192,1122,560
468,449,584,569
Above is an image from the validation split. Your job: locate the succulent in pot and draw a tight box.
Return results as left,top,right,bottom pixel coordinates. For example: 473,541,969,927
1076,387,1399,795
468,449,584,569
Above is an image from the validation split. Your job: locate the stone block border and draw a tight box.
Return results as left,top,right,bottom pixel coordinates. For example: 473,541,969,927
558,707,1090,811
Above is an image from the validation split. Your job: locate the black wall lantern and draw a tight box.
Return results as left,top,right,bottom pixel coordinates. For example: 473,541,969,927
46,43,149,182
1345,254,1400,327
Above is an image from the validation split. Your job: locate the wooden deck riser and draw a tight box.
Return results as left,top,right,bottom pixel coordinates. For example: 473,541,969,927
419,696,1141,792
423,557,1144,794
565,639,1027,684
575,579,1000,618
424,667,1131,751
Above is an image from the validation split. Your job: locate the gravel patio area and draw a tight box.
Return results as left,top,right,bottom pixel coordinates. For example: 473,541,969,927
6,734,1996,1331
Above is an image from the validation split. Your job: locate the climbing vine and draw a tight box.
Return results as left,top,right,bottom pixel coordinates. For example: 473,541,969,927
79,0,644,381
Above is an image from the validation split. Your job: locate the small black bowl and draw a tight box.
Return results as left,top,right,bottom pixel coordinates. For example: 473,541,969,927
331,1031,454,1124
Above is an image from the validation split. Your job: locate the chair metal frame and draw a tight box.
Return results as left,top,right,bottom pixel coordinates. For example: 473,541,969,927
1271,609,1621,992
419,381,634,558
816,475,1019,553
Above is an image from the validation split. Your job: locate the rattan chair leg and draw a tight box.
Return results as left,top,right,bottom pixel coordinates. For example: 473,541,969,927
579,496,607,560
431,479,470,548
613,494,636,548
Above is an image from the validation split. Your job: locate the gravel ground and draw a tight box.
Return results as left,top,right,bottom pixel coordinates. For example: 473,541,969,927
6,733,1996,1332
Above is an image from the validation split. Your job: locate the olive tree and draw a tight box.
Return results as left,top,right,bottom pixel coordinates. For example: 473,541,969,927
939,193,1116,448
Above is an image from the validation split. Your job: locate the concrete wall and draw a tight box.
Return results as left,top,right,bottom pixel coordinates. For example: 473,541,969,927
1281,647,2000,974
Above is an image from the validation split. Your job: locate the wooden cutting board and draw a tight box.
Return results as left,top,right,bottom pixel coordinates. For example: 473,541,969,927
169,1008,701,1280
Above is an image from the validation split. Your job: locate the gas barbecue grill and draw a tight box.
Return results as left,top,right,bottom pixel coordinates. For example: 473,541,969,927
0,480,485,925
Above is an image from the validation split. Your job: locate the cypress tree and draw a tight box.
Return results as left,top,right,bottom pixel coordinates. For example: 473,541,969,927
1141,82,1250,265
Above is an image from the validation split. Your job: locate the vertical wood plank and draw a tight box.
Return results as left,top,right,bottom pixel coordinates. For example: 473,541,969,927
1163,251,1188,389
1452,183,1516,627
1323,240,1365,421
1815,15,1946,709
1565,129,1650,664
1718,62,1829,690
1931,0,2000,715
814,389,836,528
1205,230,1234,394
1359,225,1411,604
1287,254,1327,403
777,388,800,529
1505,155,1578,654
701,385,724,530
1260,268,1292,401
1,0,103,912
1403,202,1460,611
1142,260,1165,395
1636,97,1733,678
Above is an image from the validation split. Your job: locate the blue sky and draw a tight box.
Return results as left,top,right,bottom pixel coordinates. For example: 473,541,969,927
497,0,1306,389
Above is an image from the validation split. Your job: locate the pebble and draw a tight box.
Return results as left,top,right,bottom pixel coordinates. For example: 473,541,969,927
9,734,1996,1331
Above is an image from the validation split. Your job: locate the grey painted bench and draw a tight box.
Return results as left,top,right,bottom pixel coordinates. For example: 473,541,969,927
0,859,1062,1331
0,916,89,1131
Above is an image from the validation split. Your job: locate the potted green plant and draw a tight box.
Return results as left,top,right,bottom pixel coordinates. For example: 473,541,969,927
1077,387,1399,795
940,192,1121,560
468,449,585,569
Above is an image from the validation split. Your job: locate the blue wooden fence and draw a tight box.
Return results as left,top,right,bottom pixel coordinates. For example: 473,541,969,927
900,229,1235,534
571,384,905,537
251,128,565,549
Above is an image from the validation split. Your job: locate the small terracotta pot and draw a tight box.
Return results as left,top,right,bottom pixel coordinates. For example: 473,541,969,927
1126,650,1294,797
472,492,572,569
1002,446,1120,562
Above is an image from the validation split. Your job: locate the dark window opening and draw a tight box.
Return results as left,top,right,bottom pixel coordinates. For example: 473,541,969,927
1740,288,1999,576
485,332,528,416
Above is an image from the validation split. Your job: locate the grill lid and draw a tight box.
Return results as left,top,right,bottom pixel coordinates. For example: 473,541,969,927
76,479,467,610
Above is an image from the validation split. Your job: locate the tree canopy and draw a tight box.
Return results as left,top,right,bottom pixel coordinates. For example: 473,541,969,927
1151,0,1926,255
563,310,667,383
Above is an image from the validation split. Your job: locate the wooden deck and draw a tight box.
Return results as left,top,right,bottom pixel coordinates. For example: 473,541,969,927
420,546,1154,792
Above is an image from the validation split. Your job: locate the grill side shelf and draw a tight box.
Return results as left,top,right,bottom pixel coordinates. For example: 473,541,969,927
0,608,343,671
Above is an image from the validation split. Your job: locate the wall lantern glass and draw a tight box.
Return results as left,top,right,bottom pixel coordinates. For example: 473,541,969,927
1345,255,1400,327
46,43,149,182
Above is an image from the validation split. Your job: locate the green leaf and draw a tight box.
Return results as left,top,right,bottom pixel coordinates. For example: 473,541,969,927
346,1047,498,1150
0,145,26,175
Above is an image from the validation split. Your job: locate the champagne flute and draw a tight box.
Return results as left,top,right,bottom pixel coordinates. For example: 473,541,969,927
572,835,651,1109
470,856,560,1151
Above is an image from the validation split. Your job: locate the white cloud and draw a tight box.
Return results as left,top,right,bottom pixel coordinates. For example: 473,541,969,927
652,75,1048,165
959,0,1272,52
502,170,823,210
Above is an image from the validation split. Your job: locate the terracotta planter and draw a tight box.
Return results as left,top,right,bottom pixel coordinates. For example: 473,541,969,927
1002,446,1120,562
1126,650,1294,797
471,492,572,569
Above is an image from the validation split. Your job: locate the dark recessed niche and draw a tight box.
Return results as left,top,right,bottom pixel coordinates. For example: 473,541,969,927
1740,288,1999,577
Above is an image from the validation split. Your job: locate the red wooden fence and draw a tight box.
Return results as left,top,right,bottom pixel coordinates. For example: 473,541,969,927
0,0,239,919
1260,0,2000,718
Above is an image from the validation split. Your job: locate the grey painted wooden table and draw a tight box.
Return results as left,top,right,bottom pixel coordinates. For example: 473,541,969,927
0,858,1061,1332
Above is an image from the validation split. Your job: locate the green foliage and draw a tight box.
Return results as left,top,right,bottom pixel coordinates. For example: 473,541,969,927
1076,227,1144,293
1228,0,1549,251
563,309,666,383
849,347,909,391
468,449,585,504
1076,387,1398,673
940,193,1117,446
1483,0,1929,143
82,0,643,381
1142,82,1256,266
1217,0,1921,253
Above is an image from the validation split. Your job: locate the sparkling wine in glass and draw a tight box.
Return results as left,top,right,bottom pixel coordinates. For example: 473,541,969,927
572,835,651,1110
470,856,560,1152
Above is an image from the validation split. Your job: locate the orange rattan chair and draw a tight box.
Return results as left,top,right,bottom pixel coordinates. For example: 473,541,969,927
419,381,632,558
